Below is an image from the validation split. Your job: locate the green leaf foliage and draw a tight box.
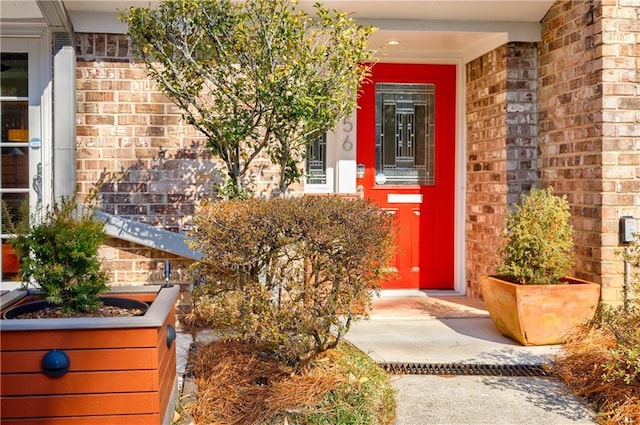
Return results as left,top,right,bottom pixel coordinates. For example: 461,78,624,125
621,229,640,313
497,187,574,285
121,0,376,196
188,196,396,367
7,197,109,313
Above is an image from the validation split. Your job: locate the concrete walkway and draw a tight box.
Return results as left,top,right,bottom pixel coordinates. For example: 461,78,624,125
344,291,597,425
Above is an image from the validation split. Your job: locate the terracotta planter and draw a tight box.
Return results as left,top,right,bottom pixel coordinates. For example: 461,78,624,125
479,276,600,346
0,285,179,425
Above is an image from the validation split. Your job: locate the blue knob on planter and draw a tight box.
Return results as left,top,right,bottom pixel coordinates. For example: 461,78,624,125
42,350,70,378
167,324,176,348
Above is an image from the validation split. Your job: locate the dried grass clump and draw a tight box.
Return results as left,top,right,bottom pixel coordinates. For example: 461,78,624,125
185,340,345,425
555,324,640,425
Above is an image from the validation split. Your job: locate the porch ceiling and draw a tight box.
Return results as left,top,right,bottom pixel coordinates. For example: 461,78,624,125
62,0,553,22
3,0,555,63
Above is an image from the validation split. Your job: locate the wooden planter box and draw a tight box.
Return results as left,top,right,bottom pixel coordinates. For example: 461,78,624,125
479,276,601,346
0,285,180,425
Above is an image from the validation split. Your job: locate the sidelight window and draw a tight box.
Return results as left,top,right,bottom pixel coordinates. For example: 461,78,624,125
305,132,327,185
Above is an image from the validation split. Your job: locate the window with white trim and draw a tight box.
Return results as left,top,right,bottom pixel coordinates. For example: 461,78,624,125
1,38,45,283
306,133,327,185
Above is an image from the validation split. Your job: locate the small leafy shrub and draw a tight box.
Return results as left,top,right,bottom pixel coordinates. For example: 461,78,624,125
188,196,395,367
497,186,573,284
6,196,109,314
622,234,640,313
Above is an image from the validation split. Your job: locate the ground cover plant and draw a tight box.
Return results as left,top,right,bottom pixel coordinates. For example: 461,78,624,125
183,340,395,425
555,235,640,424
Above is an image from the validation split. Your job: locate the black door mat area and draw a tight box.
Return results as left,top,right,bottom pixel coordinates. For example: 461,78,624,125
378,362,552,377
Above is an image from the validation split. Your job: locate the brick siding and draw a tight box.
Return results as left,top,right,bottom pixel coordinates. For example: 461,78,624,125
465,43,538,298
599,0,640,303
539,0,640,304
466,46,508,298
75,33,291,289
76,33,216,234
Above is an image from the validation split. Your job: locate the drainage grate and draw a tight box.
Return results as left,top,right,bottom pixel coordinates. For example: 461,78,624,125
378,362,552,377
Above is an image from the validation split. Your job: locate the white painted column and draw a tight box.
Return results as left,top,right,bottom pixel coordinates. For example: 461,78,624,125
336,114,357,194
53,45,76,199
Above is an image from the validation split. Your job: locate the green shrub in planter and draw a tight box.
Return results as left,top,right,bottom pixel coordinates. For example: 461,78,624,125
6,196,109,314
189,196,396,367
496,186,573,285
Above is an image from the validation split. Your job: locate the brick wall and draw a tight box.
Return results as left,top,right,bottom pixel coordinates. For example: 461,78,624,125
599,0,640,303
75,33,216,234
74,33,205,289
538,0,640,304
465,43,538,298
538,0,603,287
466,46,508,298
75,33,293,289
505,44,538,204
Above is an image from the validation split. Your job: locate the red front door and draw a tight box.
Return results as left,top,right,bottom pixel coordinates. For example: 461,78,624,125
357,63,456,289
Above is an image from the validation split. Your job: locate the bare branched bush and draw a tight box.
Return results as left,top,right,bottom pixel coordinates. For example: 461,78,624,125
188,196,395,367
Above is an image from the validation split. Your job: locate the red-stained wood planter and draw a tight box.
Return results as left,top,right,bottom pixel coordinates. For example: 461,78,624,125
0,285,179,425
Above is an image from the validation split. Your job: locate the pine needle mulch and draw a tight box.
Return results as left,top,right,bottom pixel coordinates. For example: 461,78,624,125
554,326,640,425
183,340,355,425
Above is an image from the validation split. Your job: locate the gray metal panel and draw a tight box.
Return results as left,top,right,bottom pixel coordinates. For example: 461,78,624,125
96,211,203,260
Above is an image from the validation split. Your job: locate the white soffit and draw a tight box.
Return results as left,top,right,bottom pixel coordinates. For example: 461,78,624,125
62,0,553,22
1,0,43,21
61,0,553,62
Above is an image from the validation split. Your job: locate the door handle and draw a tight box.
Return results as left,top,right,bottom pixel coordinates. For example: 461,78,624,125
33,162,42,204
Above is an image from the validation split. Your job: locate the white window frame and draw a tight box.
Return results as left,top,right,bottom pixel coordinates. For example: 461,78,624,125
304,129,335,194
304,114,358,195
1,32,53,288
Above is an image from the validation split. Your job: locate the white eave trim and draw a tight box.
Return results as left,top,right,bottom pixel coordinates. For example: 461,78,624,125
36,0,75,45
463,32,510,63
364,19,541,41
68,10,127,34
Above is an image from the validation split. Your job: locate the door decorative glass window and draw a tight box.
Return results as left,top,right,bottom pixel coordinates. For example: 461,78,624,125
375,83,435,186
